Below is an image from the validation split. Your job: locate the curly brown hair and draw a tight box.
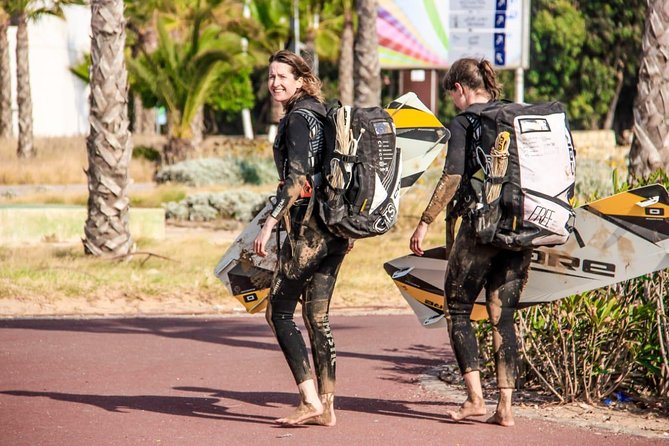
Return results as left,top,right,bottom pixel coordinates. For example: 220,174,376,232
269,50,324,110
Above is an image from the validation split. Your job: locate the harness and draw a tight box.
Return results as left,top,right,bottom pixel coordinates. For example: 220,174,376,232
273,105,327,265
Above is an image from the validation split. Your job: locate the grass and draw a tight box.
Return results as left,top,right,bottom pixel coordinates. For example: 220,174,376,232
0,143,445,316
0,232,229,306
0,179,443,315
0,136,157,185
0,135,618,316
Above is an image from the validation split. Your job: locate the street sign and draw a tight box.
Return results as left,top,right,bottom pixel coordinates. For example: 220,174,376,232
378,0,529,69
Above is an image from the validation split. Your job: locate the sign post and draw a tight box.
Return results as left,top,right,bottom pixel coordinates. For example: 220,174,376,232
378,0,530,101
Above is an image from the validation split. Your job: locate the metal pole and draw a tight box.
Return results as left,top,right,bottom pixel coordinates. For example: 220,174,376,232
292,0,300,54
241,0,253,139
312,12,319,75
515,67,524,104
516,0,531,104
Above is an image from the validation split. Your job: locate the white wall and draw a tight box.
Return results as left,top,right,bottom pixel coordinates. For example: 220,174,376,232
8,5,91,137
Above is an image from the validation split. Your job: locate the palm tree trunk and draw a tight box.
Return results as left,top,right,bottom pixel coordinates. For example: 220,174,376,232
354,0,381,107
16,14,33,158
162,108,193,164
603,63,624,131
133,92,156,134
338,6,354,106
190,105,204,149
131,22,157,135
84,0,134,257
165,136,193,165
268,98,282,143
629,0,669,179
0,16,11,138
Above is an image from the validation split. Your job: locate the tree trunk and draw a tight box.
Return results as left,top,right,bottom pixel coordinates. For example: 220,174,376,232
629,0,669,179
16,14,33,158
164,136,193,165
190,105,204,150
130,21,157,135
0,17,11,138
338,7,354,106
354,0,381,107
84,0,134,257
133,92,156,134
303,13,319,75
268,97,283,143
603,64,624,131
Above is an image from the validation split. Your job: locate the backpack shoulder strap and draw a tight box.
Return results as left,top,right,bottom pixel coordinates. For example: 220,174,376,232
290,107,326,180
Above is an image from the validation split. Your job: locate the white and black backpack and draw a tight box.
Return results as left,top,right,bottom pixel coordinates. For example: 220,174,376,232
296,104,400,239
465,100,577,250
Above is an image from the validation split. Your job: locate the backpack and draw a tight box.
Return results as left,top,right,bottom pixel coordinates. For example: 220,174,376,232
295,104,400,239
464,100,576,250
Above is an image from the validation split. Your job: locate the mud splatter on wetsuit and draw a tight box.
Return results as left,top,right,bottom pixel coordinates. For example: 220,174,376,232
266,96,349,394
421,103,531,389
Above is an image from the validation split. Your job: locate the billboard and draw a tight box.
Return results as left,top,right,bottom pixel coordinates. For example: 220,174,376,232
378,0,528,70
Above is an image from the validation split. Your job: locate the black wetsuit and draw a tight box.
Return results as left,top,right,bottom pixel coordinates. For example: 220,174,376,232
425,103,532,389
266,96,349,394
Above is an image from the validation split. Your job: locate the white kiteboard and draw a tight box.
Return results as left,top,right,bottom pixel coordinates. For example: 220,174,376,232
384,184,669,327
215,92,451,313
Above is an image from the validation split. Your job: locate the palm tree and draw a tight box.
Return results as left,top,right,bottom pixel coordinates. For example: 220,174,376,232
244,0,342,134
629,0,669,179
353,0,380,107
338,0,354,105
125,0,163,135
14,3,32,157
245,0,291,136
83,0,134,257
127,16,245,163
0,0,84,158
0,7,11,138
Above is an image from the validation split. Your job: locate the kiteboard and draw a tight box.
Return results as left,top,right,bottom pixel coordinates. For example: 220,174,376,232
384,184,669,327
214,92,451,313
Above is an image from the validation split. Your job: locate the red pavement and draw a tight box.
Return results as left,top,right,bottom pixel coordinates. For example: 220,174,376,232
0,314,663,446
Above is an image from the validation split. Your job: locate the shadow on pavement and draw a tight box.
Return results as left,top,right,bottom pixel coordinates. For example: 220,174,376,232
1,390,276,425
1,386,458,425
0,318,453,382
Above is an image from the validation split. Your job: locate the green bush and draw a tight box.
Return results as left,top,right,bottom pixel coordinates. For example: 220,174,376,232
474,169,669,404
155,156,277,187
163,190,270,222
133,145,161,163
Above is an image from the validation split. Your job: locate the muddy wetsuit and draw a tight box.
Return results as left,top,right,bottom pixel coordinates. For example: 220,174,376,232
266,96,349,394
421,103,532,389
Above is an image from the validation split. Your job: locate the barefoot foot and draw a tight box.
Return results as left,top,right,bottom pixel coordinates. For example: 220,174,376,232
304,394,336,427
446,397,487,421
486,410,514,427
275,402,323,426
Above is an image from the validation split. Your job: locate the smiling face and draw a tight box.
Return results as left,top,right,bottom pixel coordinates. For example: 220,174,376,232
268,61,304,105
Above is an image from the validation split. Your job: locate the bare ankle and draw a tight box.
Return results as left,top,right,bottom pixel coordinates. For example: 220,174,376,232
303,394,336,427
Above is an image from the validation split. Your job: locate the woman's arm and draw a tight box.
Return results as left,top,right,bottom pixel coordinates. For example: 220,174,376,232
255,112,312,257
410,116,469,256
270,112,312,220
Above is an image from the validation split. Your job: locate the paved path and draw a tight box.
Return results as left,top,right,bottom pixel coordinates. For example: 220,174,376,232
0,314,663,446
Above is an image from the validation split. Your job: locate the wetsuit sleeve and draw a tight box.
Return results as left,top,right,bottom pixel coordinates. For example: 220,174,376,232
270,112,311,220
419,115,468,224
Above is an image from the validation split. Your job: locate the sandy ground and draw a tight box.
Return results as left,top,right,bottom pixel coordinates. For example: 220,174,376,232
2,226,668,440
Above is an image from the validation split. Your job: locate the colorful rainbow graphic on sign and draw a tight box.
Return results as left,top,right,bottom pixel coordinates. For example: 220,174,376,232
377,0,450,68
377,0,527,70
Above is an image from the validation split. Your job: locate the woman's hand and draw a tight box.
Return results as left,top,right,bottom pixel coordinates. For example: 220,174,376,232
253,216,278,257
410,221,429,256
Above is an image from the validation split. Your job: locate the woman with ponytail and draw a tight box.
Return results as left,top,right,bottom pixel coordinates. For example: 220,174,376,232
409,58,531,427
